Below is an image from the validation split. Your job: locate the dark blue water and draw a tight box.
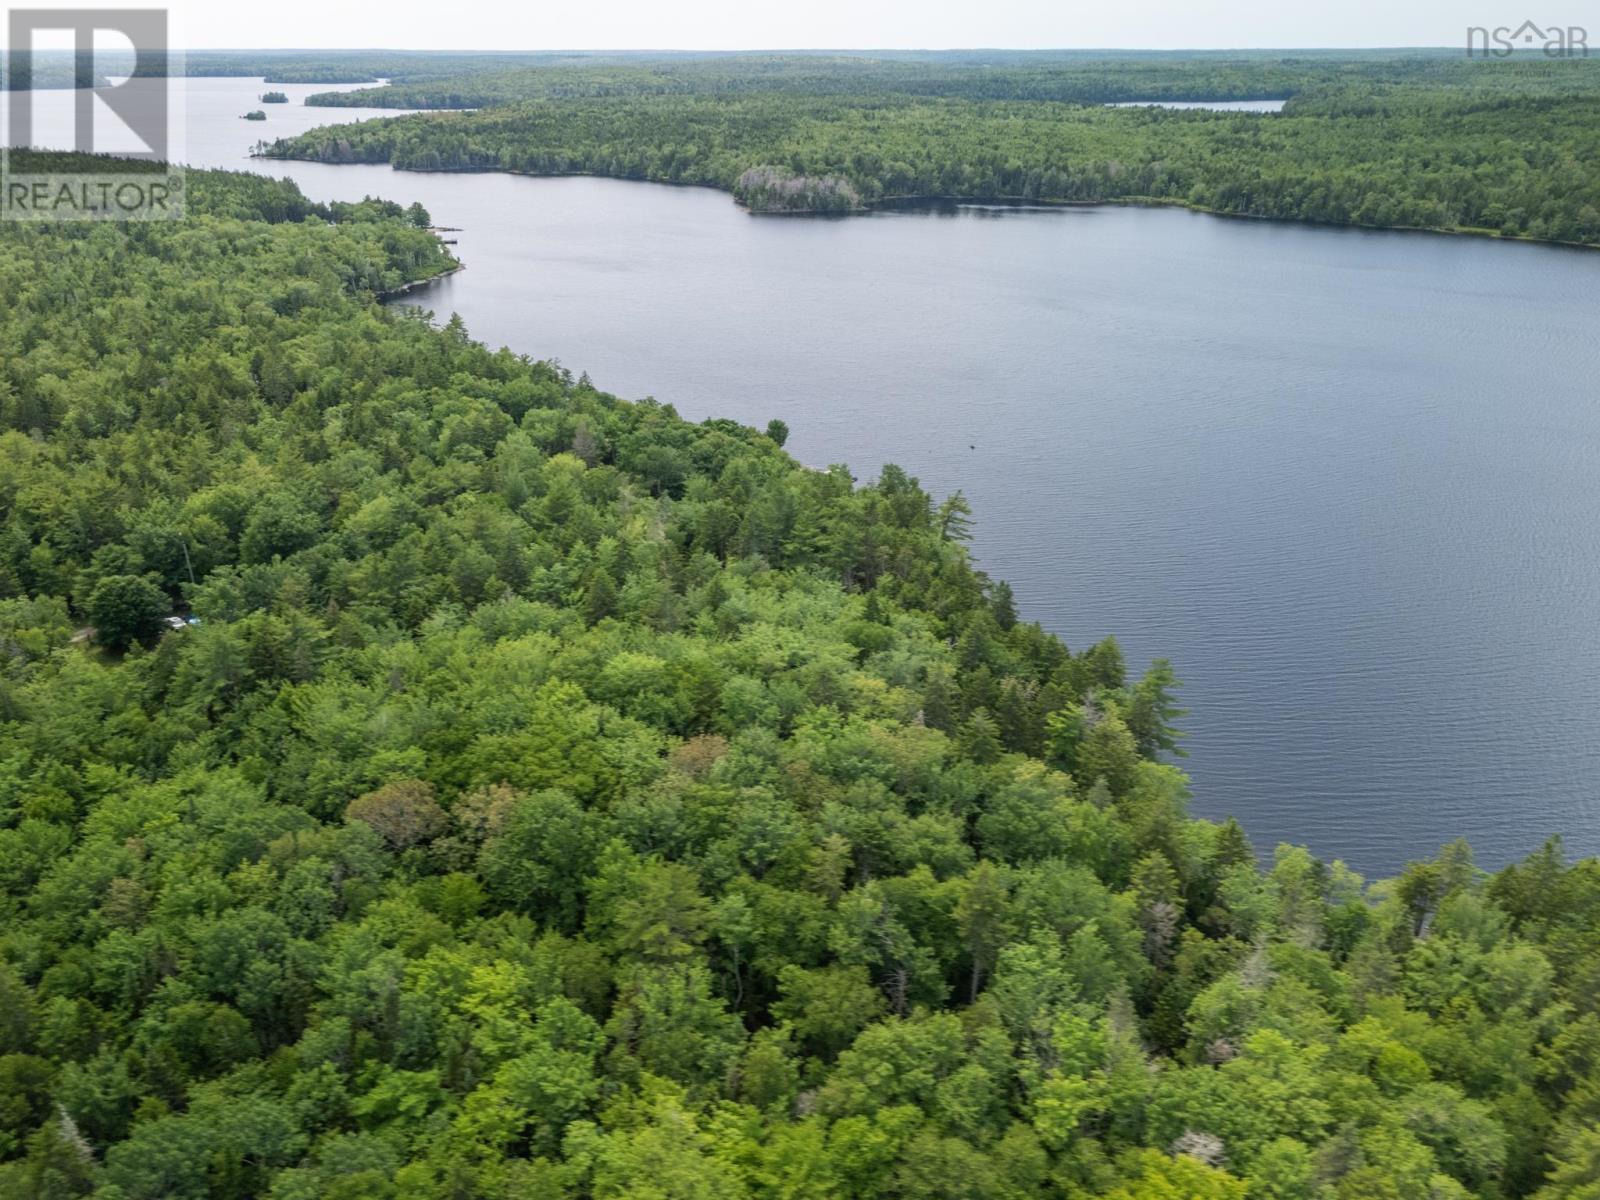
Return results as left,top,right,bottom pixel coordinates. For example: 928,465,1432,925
21,78,1600,877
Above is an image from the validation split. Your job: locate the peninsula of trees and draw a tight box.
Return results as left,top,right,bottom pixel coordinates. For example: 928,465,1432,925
262,51,1600,236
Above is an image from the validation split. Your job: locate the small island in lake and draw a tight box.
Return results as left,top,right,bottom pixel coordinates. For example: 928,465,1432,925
261,90,289,103
242,110,267,121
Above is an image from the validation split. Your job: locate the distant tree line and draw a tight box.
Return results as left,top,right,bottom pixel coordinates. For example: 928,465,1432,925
296,50,1564,110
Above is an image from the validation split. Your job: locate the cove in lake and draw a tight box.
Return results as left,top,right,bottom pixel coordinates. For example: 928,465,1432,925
1107,99,1287,111
16,76,1600,877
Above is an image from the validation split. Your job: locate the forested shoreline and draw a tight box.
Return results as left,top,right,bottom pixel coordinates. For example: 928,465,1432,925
2,154,1600,1198
259,54,1600,238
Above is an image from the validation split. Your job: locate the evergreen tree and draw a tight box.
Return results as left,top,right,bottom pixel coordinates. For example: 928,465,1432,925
86,574,167,650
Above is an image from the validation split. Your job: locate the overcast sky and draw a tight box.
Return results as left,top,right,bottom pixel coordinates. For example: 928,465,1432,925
0,0,1564,51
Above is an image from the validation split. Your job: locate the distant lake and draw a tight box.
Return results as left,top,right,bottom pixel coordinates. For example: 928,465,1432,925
15,76,1600,877
13,75,421,163
1107,99,1287,111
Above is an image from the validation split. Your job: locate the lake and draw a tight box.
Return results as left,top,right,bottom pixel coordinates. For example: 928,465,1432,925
1107,99,1287,111
14,76,1600,877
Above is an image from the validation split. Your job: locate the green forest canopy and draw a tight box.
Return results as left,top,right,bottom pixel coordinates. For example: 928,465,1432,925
264,52,1600,237
1,48,1479,92
293,50,1534,108
2,155,1600,1199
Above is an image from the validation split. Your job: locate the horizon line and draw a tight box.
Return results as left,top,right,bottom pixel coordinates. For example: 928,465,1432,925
4,44,1483,54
